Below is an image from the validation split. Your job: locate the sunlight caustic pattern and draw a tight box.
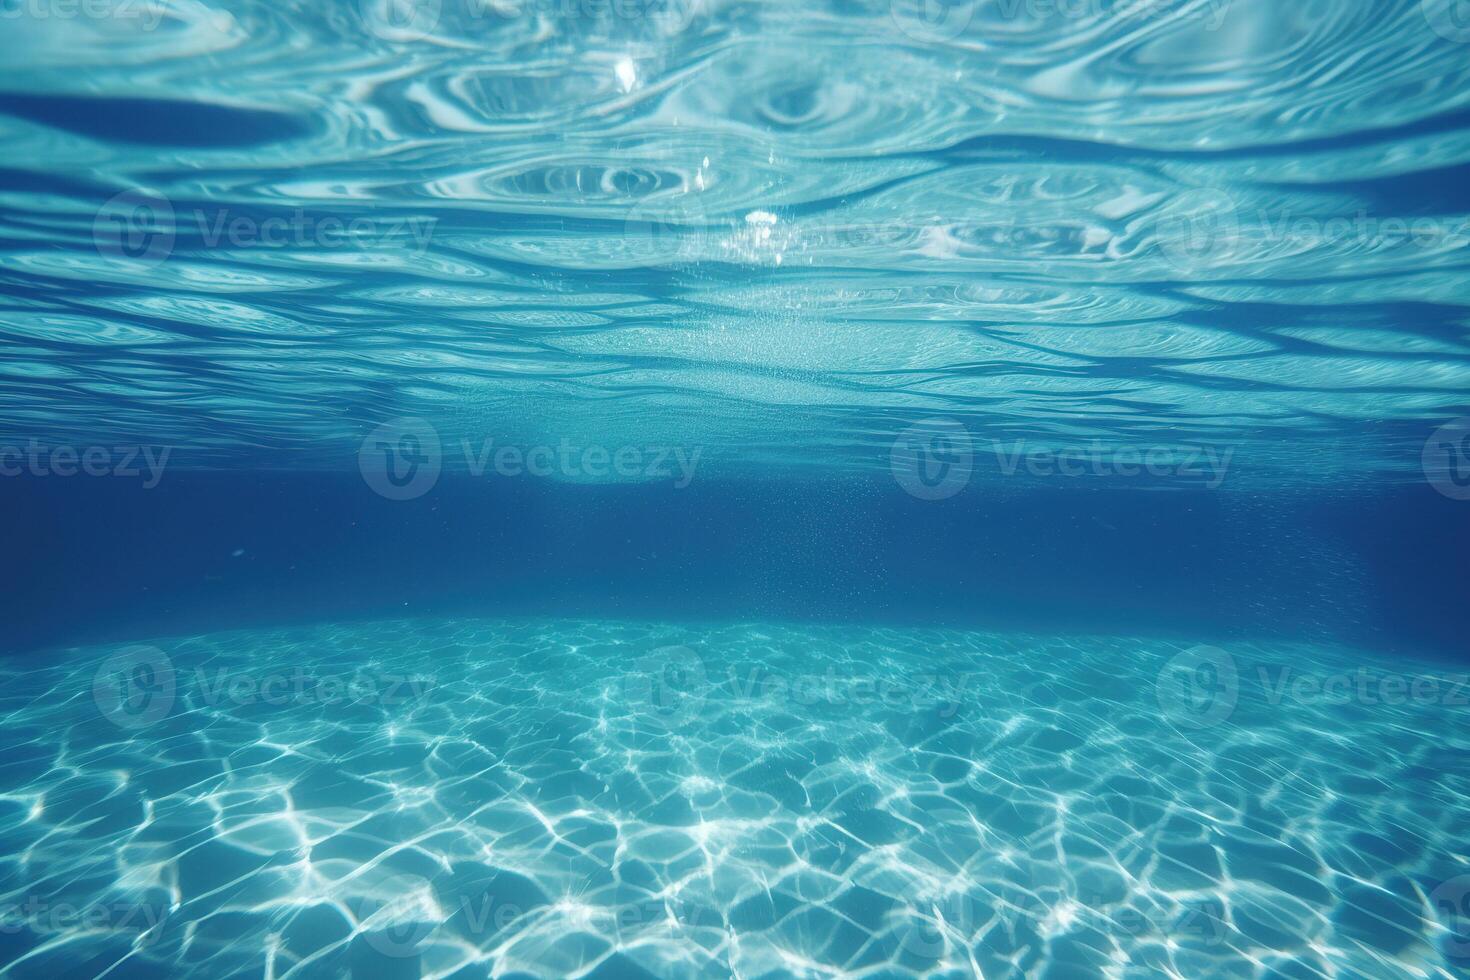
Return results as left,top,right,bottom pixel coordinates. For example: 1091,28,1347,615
1,619,1467,977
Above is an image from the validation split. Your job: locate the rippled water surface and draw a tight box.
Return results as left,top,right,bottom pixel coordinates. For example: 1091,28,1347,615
3,0,1470,478
4,3,1470,979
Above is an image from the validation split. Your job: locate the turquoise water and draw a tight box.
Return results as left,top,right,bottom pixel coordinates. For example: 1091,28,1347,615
5,620,1469,977
4,0,1470,977
1,0,1469,476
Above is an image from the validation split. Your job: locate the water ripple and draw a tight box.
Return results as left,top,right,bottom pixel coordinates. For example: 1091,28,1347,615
0,0,1468,481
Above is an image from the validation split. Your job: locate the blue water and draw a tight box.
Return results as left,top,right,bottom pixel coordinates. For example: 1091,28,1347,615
4,0,1470,977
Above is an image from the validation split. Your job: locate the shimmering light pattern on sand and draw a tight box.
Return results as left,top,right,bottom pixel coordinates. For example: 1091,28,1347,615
1,619,1466,977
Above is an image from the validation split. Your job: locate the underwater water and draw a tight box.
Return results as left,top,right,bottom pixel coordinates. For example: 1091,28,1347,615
4,617,1470,979
3,0,1470,977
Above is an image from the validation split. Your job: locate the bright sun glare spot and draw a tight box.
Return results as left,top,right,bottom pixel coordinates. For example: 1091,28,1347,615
615,58,637,93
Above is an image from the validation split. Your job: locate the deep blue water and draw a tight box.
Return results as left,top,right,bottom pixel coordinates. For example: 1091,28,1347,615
4,0,1470,976
5,474,1470,661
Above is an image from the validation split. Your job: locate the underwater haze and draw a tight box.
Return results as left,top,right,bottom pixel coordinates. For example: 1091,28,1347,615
2,0,1470,977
